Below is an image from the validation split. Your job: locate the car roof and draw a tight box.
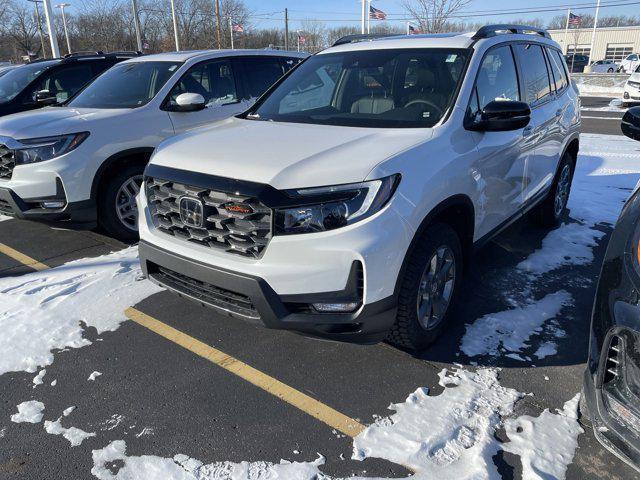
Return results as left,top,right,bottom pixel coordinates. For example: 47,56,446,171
323,27,561,55
121,49,309,64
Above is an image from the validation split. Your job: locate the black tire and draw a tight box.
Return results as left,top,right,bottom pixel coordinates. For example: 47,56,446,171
387,223,463,352
607,68,614,73
98,164,144,242
534,152,574,228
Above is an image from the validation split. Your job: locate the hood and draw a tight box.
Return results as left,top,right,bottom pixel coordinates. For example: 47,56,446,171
151,117,431,189
0,107,130,139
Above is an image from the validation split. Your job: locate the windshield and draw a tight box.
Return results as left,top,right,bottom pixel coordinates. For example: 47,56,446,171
68,61,181,109
250,48,470,128
0,61,57,104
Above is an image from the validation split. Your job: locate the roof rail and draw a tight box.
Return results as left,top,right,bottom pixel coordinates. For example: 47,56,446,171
63,51,105,58
109,50,143,56
472,24,551,40
332,33,396,47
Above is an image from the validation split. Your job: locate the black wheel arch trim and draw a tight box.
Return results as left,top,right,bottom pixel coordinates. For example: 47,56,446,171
90,147,155,201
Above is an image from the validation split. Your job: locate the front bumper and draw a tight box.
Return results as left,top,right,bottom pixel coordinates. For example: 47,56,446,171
0,180,96,224
624,83,640,102
139,240,397,343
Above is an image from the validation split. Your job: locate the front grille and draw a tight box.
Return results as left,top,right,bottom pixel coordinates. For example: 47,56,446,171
604,335,623,384
150,265,259,319
0,145,15,180
146,177,272,259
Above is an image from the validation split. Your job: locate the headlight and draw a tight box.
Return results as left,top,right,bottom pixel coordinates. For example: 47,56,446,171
14,132,89,165
274,174,400,235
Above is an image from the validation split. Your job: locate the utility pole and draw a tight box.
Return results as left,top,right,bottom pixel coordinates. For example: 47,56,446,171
589,0,601,62
42,0,61,58
28,0,48,58
284,8,289,51
130,0,143,52
56,3,71,55
214,0,222,49
170,0,180,51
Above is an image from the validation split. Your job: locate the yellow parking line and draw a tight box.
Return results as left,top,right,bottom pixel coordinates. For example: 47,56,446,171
125,307,366,438
0,242,50,271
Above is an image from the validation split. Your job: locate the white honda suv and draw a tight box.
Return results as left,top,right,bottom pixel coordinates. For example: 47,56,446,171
138,26,581,350
0,49,307,240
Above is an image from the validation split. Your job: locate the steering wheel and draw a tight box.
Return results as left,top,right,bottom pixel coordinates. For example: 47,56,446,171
404,98,444,117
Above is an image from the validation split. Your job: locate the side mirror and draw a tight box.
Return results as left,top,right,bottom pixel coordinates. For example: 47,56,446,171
622,106,640,141
468,100,531,132
35,90,58,105
173,92,206,112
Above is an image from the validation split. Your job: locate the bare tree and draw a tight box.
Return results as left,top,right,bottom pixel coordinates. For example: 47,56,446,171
401,0,472,34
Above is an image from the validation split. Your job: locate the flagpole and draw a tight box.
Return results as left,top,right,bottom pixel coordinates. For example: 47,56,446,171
367,0,371,34
407,22,410,35
564,9,570,54
590,0,601,62
229,17,234,50
361,0,365,34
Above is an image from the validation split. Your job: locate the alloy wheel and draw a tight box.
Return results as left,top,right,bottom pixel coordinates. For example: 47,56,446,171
115,175,143,232
554,164,571,218
416,245,456,330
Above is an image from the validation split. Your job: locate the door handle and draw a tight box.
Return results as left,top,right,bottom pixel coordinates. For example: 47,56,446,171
523,125,533,137
555,109,563,118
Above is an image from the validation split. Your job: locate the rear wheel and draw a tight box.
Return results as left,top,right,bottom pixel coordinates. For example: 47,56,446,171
98,164,144,242
607,67,614,73
534,152,574,228
387,223,463,351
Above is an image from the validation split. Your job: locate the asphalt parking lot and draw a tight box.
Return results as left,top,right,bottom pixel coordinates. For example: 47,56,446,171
1,108,640,479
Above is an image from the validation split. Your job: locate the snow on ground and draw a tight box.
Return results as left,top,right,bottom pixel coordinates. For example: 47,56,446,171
44,417,96,447
89,368,582,480
461,133,640,360
503,394,583,480
460,291,572,360
88,371,102,381
32,369,46,387
0,247,162,376
580,98,628,112
11,400,45,423
0,214,11,222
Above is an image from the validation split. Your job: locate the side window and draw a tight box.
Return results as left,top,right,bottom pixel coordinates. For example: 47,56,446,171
553,50,571,80
470,45,520,118
241,57,286,99
282,57,303,72
546,48,568,92
514,44,552,105
167,59,238,107
28,64,94,103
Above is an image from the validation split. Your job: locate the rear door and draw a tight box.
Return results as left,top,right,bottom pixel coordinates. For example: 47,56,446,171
166,57,244,133
513,43,560,204
466,43,532,234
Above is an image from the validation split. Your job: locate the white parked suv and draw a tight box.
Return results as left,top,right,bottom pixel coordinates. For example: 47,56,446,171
138,25,581,350
619,53,640,73
623,64,640,106
0,49,307,240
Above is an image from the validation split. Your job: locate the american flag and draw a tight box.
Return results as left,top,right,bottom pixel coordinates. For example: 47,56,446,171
568,13,582,26
369,5,387,20
298,33,306,44
408,24,421,35
232,24,244,33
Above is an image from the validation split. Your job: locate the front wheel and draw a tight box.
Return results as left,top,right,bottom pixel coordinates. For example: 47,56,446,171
607,68,614,73
387,223,463,352
98,165,144,242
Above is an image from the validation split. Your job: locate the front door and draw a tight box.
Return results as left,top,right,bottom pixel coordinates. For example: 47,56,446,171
167,58,248,133
467,44,532,237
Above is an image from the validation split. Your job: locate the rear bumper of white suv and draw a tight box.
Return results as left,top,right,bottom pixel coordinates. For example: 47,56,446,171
137,171,413,343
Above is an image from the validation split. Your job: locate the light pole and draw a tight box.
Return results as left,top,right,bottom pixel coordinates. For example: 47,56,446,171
27,0,48,59
42,0,61,58
130,0,143,52
169,0,180,51
56,3,71,55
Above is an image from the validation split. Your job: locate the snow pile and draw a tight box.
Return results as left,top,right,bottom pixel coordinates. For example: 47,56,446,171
44,417,96,447
0,214,11,222
461,134,640,360
460,292,572,360
91,440,325,480
10,400,45,423
0,247,162,375
353,368,521,479
32,369,46,387
503,394,583,480
88,371,102,381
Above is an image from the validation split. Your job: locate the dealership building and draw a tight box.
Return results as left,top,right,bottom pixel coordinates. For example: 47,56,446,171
549,25,640,61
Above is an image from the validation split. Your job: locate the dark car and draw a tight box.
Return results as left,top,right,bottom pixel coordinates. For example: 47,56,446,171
564,53,590,73
0,52,140,118
582,106,640,471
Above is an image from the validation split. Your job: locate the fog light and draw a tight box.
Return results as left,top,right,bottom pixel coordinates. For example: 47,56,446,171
312,302,360,313
624,92,630,99
41,201,66,209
